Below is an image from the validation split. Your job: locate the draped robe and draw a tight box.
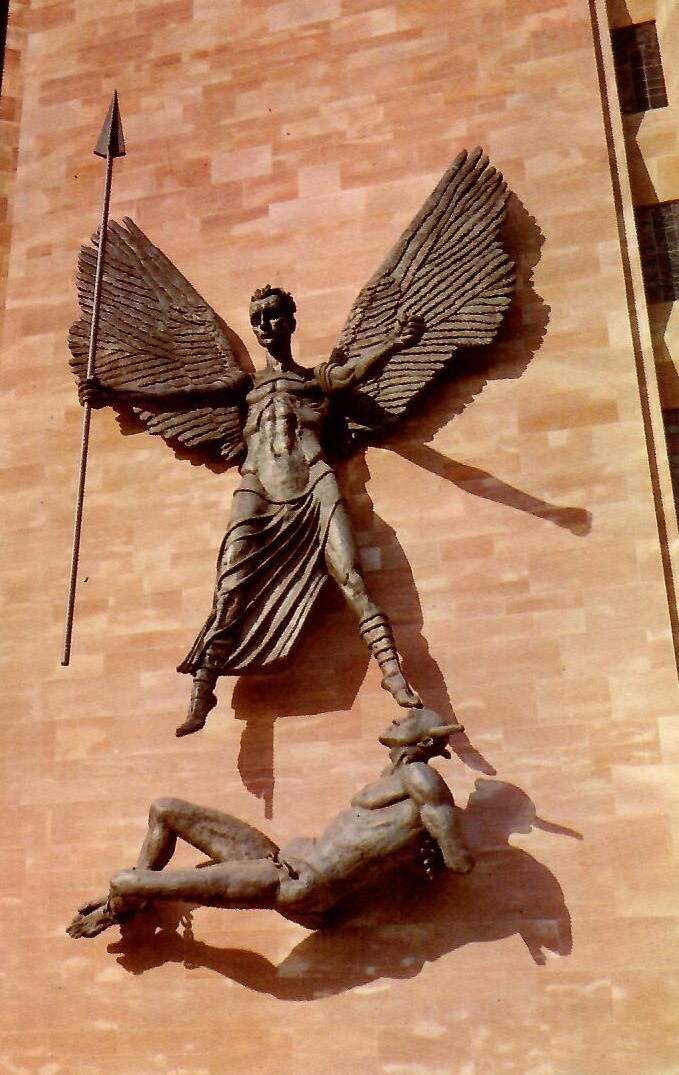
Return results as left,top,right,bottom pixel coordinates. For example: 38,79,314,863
178,363,344,676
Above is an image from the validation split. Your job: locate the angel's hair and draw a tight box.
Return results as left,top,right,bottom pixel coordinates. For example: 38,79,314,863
250,285,297,331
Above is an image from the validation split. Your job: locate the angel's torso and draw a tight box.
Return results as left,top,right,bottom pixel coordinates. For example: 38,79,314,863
241,366,330,500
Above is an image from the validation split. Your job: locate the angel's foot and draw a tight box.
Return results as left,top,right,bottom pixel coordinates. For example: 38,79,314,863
176,677,218,737
379,660,422,708
176,690,217,737
359,613,421,707
67,897,118,939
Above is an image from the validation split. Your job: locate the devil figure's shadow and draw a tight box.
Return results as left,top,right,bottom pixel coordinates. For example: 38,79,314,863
107,779,582,999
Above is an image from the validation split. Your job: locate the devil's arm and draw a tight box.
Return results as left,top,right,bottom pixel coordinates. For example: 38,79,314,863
402,762,473,872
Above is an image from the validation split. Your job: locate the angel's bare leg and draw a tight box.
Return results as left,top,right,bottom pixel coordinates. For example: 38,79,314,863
323,497,420,708
67,798,280,938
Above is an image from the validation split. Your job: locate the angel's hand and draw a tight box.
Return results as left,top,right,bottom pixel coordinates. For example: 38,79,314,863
78,377,111,409
393,314,426,352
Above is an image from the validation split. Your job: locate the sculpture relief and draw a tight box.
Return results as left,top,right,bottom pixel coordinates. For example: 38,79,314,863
69,147,514,736
67,709,473,939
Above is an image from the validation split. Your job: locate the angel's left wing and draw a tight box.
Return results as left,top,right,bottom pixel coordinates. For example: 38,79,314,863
332,148,514,435
69,218,253,462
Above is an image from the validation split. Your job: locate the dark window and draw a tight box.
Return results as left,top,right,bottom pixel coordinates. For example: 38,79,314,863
0,0,8,99
663,409,679,516
635,203,679,303
611,21,668,114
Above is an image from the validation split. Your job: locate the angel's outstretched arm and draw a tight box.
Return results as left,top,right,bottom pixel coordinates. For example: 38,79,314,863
319,315,425,393
79,372,250,411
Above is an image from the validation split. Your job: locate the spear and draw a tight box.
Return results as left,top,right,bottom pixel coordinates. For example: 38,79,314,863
62,92,126,666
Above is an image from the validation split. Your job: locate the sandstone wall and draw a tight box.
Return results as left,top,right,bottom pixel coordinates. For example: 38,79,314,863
1,1,678,1072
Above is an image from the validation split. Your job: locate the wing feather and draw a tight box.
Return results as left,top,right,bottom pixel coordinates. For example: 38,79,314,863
336,148,514,434
68,218,252,461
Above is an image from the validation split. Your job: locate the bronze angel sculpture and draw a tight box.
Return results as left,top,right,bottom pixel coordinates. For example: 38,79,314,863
69,147,514,737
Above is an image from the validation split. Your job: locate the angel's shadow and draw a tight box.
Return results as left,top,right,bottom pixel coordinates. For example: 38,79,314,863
231,197,589,812
232,449,502,818
108,779,581,999
233,450,587,814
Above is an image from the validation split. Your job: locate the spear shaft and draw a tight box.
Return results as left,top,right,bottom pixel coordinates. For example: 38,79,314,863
62,93,125,666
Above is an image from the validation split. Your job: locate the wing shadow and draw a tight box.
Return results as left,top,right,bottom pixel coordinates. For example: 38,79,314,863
392,442,592,535
384,196,588,532
107,779,580,999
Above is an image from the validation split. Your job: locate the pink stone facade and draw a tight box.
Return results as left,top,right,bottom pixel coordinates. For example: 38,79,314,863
1,0,677,1072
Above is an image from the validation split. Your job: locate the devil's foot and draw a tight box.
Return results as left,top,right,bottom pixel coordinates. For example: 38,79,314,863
67,898,118,939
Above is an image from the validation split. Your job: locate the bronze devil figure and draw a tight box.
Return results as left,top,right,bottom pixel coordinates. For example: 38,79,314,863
67,709,472,938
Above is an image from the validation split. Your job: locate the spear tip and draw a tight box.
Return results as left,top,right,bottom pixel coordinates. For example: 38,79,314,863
94,90,126,159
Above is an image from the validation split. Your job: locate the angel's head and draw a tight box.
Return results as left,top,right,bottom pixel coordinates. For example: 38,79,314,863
249,286,297,351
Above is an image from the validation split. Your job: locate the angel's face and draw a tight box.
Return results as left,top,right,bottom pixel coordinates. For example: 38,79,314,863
249,294,293,350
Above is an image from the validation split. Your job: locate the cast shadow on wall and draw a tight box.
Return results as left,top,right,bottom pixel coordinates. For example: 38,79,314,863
233,197,591,812
107,779,581,999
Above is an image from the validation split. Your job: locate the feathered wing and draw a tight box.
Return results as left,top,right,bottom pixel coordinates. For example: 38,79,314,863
335,148,514,435
68,218,253,461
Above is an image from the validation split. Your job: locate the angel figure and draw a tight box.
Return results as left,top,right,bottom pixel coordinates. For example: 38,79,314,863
70,148,514,737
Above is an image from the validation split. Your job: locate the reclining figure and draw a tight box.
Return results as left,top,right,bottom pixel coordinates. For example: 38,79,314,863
67,709,473,938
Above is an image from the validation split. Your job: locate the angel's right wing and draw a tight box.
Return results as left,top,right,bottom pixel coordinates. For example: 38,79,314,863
69,218,253,462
